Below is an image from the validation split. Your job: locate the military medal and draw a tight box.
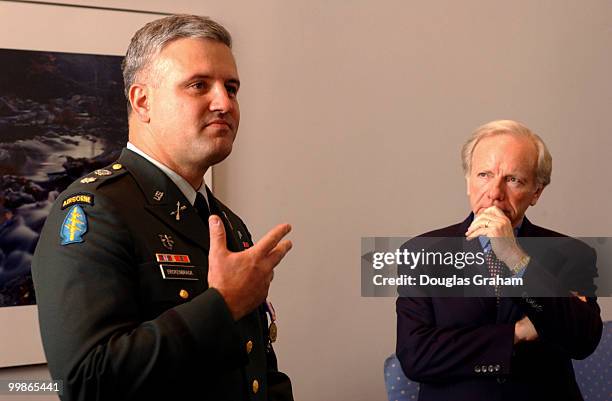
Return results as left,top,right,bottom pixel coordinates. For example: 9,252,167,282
268,322,278,343
265,300,278,343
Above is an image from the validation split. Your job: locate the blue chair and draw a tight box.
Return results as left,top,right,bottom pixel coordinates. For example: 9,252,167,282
573,320,611,401
384,353,419,401
385,321,611,401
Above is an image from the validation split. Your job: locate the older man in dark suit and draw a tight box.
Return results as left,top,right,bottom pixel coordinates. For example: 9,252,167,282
396,120,602,401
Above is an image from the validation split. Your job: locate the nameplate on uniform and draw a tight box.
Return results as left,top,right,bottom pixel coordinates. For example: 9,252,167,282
159,264,198,280
155,253,191,263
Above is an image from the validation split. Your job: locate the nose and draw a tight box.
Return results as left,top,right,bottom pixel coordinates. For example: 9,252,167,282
487,177,505,202
209,83,233,113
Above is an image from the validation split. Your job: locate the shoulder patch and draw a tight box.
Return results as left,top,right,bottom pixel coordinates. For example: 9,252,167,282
60,205,88,245
61,193,94,209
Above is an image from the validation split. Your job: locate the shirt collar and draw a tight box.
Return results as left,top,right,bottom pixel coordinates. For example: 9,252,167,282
126,142,209,207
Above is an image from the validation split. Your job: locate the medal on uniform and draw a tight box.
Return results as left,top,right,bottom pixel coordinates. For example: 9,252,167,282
268,322,277,343
265,300,278,343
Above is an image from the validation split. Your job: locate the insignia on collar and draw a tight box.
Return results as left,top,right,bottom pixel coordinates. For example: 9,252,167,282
60,205,88,245
153,191,164,202
170,201,187,221
112,163,123,170
80,177,97,184
61,193,94,209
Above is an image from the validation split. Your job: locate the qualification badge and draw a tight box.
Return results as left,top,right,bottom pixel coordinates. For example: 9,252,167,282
60,205,88,245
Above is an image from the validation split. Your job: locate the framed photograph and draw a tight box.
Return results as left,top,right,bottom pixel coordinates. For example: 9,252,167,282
0,1,208,367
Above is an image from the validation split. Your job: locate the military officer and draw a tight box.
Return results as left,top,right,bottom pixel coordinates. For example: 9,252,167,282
32,14,294,401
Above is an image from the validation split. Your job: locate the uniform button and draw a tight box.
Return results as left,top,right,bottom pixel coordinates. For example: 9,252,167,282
494,364,500,372
246,340,253,354
488,365,494,373
481,365,488,373
179,289,189,299
474,365,481,373
252,379,259,394
112,163,123,170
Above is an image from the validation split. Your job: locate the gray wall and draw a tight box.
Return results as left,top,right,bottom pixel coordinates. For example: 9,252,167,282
1,1,611,401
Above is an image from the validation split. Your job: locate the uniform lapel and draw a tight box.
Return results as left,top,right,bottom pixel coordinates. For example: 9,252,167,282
206,186,242,252
118,149,210,251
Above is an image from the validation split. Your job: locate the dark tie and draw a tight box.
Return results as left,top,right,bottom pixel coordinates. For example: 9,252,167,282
194,192,210,222
485,251,510,303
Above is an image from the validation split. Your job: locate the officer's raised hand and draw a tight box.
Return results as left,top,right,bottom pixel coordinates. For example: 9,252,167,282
207,215,292,320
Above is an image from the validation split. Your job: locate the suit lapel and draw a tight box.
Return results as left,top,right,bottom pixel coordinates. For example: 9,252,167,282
445,215,493,313
118,149,211,251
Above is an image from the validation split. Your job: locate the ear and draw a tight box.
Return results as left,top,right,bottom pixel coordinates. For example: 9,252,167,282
529,185,544,206
128,83,151,123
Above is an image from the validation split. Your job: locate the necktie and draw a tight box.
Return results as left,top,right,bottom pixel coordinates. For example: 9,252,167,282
194,192,210,222
484,251,510,303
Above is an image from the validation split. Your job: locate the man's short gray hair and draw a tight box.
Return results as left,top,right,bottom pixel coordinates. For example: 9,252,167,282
461,120,552,188
122,14,232,111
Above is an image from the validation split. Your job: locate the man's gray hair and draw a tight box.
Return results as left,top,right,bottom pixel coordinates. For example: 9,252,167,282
461,120,552,188
122,14,232,111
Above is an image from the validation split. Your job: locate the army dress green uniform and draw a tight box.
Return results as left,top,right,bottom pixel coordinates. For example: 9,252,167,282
32,149,293,401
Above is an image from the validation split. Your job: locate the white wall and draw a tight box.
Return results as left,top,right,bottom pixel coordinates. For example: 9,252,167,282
1,1,610,401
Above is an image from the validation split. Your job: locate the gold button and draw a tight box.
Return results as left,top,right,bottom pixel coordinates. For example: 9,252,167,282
252,379,259,394
246,340,253,354
179,289,189,299
112,163,123,170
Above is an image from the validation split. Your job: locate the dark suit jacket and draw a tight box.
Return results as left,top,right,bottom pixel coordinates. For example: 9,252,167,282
396,214,603,401
32,149,293,401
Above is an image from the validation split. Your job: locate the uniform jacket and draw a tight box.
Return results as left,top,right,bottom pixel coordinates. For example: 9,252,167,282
396,214,603,401
32,148,293,401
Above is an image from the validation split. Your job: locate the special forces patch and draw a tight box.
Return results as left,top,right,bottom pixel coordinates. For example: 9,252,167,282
60,205,88,245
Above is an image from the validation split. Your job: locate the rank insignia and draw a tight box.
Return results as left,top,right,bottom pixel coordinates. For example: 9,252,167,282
60,205,88,245
80,177,97,184
61,193,94,209
158,234,175,250
112,163,123,170
94,169,112,176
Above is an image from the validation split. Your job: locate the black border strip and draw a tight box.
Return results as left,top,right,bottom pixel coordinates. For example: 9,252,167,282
0,0,172,16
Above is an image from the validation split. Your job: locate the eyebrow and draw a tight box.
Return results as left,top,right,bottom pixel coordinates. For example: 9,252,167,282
183,74,240,88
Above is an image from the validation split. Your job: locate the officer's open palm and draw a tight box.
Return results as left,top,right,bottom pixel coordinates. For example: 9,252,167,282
207,215,292,320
